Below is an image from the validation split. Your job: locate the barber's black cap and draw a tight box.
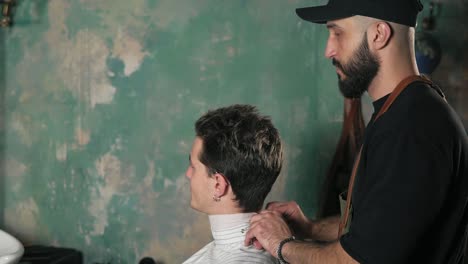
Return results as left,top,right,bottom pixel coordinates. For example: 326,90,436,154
296,0,424,27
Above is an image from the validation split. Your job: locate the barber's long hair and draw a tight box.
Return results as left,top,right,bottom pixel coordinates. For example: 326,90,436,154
318,98,365,218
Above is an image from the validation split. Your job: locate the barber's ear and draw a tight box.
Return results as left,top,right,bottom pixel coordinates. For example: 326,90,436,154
213,173,229,197
370,21,393,50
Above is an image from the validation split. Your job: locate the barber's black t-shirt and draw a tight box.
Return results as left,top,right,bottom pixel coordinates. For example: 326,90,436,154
340,81,468,264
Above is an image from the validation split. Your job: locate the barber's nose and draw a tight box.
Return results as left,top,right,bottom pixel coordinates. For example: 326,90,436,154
325,36,337,59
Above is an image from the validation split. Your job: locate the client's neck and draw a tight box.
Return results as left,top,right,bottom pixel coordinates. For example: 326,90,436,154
208,213,255,245
208,207,256,229
208,201,245,215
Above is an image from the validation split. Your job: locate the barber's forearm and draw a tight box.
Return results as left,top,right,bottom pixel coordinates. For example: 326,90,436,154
309,215,340,242
281,240,326,264
282,240,356,264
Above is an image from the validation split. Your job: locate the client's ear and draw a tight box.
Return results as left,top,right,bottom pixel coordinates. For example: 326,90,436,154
213,173,229,198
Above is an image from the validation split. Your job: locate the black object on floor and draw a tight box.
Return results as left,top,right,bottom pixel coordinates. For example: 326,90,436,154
139,257,156,264
19,245,83,264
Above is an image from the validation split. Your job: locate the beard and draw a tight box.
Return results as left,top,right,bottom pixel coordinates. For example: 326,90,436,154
332,33,380,99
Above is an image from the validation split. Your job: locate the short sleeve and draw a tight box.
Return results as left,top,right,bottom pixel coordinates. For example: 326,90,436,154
340,124,451,263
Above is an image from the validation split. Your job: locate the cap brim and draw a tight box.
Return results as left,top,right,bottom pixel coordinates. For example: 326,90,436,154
296,6,352,24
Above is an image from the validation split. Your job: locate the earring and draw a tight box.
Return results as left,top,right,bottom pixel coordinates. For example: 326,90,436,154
213,195,221,202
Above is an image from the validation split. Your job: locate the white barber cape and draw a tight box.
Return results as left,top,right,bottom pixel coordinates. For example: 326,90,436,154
182,213,277,264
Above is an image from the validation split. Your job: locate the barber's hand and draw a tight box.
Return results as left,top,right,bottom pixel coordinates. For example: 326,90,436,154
266,201,312,238
244,210,292,258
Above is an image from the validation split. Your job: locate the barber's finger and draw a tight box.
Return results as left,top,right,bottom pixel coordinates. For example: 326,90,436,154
272,202,300,217
259,210,270,215
267,201,294,212
267,202,291,212
245,222,264,249
253,239,263,250
265,201,280,209
250,212,264,223
244,226,257,246
259,209,281,219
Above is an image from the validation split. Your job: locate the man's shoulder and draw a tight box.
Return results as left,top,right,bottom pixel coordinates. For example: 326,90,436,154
182,241,213,264
367,80,468,158
379,81,459,135
397,81,447,117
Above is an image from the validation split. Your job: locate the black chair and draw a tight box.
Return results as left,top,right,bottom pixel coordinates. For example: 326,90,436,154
19,245,82,264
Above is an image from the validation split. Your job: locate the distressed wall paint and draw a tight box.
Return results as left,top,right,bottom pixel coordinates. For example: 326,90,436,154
0,0,466,264
0,1,341,263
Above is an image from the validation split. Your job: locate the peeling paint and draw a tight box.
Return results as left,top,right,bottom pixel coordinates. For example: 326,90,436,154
88,153,123,235
112,30,149,77
56,143,68,161
75,127,91,146
4,199,40,242
45,1,117,109
5,159,28,178
10,113,34,147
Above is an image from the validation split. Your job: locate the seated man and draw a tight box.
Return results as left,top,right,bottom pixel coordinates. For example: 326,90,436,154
183,104,283,264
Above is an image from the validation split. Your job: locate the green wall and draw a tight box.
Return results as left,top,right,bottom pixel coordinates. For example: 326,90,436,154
1,1,466,263
0,1,342,263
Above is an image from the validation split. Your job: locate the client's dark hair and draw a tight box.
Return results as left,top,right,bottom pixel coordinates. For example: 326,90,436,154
195,104,283,212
